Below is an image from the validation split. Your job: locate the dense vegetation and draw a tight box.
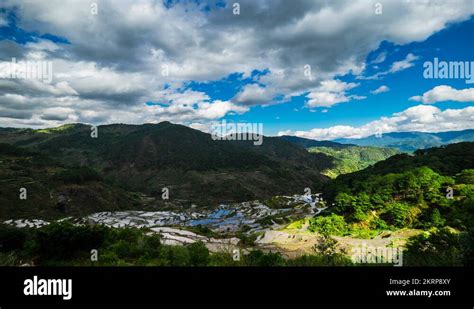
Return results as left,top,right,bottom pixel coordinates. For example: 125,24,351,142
308,145,399,178
0,122,331,205
0,143,142,220
0,123,473,267
300,143,474,265
403,227,473,266
306,167,473,235
0,222,352,266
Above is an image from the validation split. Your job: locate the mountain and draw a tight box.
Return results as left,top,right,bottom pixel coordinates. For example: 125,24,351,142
334,129,474,152
278,135,399,178
0,122,332,206
0,143,143,220
320,142,474,248
307,146,399,178
327,142,474,195
278,135,353,149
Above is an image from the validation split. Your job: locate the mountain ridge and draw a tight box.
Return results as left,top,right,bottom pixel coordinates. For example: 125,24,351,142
0,122,332,206
333,129,474,151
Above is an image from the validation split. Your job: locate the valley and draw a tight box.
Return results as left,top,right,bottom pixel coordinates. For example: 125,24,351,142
1,193,423,261
0,122,473,267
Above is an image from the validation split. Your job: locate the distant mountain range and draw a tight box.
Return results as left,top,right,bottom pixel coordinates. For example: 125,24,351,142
1,122,473,222
278,135,353,149
333,129,474,152
2,122,473,213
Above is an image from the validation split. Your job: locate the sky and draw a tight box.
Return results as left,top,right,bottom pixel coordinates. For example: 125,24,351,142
0,0,473,140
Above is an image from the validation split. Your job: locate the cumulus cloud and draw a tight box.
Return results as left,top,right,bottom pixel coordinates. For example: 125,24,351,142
145,99,248,122
410,85,474,104
233,84,275,106
0,0,473,127
371,85,390,94
306,80,364,108
278,105,474,140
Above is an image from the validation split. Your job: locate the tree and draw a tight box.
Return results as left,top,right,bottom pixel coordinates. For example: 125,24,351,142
309,214,348,236
187,241,210,266
430,209,446,227
404,228,463,266
456,169,474,184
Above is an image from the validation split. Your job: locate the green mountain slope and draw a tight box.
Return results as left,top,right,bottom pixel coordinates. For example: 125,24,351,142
276,135,399,178
331,142,474,184
322,142,474,230
0,143,142,220
307,145,399,178
0,122,331,205
289,142,474,251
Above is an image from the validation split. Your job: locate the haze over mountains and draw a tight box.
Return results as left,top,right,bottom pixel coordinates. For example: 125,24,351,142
333,129,474,152
278,135,354,149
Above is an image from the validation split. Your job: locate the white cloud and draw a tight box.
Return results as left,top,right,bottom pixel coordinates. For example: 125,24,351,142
371,85,390,94
306,79,364,108
278,105,474,140
371,52,387,64
233,84,275,106
0,13,8,27
360,53,419,80
318,80,358,93
306,92,350,108
389,53,419,73
0,0,473,127
188,122,212,133
410,85,474,104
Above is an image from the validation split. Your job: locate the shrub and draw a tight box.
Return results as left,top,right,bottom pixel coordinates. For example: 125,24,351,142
456,169,474,184
430,209,446,227
55,167,102,184
0,252,19,266
404,228,463,266
288,254,352,266
32,222,107,260
208,251,240,266
187,241,210,266
0,224,28,251
380,202,417,228
308,214,348,236
244,250,285,266
158,246,190,266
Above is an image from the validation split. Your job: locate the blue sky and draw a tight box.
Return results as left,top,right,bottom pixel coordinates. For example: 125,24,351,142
185,16,474,135
0,0,473,139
